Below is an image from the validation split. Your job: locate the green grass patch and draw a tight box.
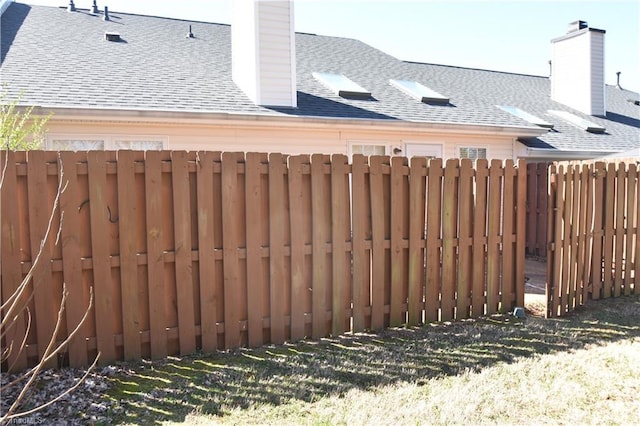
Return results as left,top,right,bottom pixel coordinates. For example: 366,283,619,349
101,295,640,424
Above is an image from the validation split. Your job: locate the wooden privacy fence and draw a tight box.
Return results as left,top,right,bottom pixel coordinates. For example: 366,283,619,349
547,159,640,317
1,151,526,370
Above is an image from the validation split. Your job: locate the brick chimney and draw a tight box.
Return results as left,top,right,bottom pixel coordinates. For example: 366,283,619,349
232,0,297,108
550,20,606,116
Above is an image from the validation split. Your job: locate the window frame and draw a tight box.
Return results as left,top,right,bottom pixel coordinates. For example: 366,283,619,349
457,145,488,161
46,134,168,150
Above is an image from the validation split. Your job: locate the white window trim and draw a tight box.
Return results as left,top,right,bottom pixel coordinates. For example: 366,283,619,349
46,134,168,150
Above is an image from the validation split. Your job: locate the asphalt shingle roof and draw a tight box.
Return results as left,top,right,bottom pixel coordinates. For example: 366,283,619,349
2,3,639,152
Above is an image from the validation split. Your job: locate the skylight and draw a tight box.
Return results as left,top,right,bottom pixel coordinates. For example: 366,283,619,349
498,106,554,129
389,79,449,104
312,72,371,99
548,110,606,133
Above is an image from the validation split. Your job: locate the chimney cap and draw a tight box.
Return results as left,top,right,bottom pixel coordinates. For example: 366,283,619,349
568,20,588,33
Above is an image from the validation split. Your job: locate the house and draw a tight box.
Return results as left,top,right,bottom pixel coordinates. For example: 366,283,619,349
1,0,639,160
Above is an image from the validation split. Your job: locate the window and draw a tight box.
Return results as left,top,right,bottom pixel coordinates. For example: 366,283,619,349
459,147,487,160
548,110,606,133
46,135,166,150
498,106,554,128
312,72,371,99
390,79,449,104
48,139,105,150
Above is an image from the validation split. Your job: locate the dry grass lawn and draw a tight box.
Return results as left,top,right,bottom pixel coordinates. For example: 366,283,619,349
99,294,640,425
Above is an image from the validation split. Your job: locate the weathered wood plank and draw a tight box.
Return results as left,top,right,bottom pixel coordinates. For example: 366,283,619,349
486,159,502,315
603,163,616,298
310,154,329,338
145,151,167,359
456,159,472,319
1,150,28,371
87,151,116,364
172,151,196,355
288,155,307,341
389,156,407,327
197,151,219,352
331,154,350,335
369,156,387,329
269,153,286,344
351,155,369,332
472,159,488,317
515,160,527,308
408,157,427,325
117,151,141,360
613,163,626,297
425,158,443,322
441,159,457,321
221,152,241,348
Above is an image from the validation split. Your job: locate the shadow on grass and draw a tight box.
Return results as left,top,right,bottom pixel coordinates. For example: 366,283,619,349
105,295,640,424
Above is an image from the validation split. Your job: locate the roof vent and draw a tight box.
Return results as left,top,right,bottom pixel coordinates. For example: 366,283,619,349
616,71,623,90
186,25,194,38
67,0,75,12
90,0,98,14
103,5,109,21
567,20,587,33
105,32,121,42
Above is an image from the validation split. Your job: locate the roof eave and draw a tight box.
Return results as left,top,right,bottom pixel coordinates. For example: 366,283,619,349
523,147,620,160
31,105,547,137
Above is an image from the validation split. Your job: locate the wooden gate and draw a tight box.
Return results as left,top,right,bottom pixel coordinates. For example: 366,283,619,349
546,160,639,317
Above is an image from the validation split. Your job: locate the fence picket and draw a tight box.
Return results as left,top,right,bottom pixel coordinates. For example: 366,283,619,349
515,160,527,308
613,164,626,297
624,163,636,296
1,150,28,371
369,156,387,329
171,151,196,355
116,151,141,360
269,153,286,344
408,157,427,325
590,162,605,299
502,160,515,311
144,151,167,358
87,151,116,363
603,163,616,298
59,152,89,367
441,159,458,321
351,155,370,331
288,155,307,341
197,151,219,351
456,159,473,319
425,158,443,322
221,153,241,348
472,160,488,317
310,154,329,337
390,156,407,326
486,159,502,314
244,153,266,347
331,154,350,334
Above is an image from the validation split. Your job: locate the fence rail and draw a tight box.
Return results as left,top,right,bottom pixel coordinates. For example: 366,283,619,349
1,151,526,370
547,160,639,317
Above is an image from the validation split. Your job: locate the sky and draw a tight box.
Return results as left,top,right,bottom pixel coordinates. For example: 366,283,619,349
22,0,640,93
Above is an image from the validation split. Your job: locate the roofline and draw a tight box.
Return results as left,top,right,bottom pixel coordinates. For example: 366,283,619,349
403,60,548,80
28,105,547,137
523,147,618,160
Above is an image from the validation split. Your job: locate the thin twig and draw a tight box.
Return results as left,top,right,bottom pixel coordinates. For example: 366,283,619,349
2,353,101,421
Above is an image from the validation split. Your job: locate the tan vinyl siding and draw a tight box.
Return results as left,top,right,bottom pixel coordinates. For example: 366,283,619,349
42,118,520,160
